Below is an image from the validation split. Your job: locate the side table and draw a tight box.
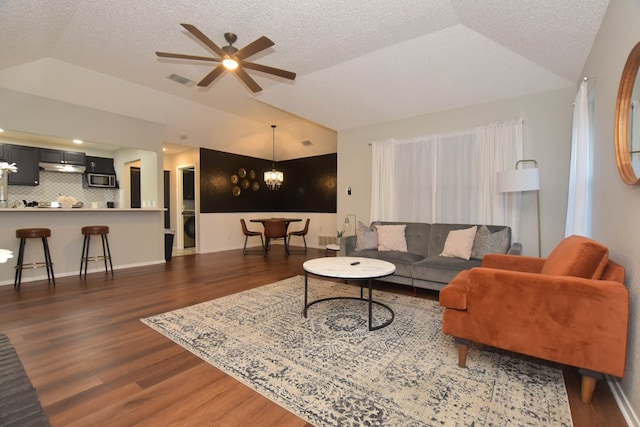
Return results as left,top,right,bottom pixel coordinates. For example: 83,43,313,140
325,243,340,256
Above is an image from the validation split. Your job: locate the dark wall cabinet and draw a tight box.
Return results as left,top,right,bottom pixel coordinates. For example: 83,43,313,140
85,156,116,174
0,144,5,161
5,145,39,186
40,148,86,166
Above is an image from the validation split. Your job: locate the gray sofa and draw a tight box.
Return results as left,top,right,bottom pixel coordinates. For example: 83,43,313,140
340,221,521,291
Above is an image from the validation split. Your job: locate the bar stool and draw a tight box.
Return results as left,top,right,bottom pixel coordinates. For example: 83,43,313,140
14,228,55,290
80,225,114,277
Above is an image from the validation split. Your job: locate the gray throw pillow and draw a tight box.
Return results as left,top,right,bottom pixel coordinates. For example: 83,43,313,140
470,225,510,259
356,221,378,251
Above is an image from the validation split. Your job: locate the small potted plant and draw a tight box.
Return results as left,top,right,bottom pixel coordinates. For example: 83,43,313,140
336,229,344,245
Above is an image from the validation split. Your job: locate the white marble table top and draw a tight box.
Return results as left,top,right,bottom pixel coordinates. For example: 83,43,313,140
325,244,340,251
303,256,396,279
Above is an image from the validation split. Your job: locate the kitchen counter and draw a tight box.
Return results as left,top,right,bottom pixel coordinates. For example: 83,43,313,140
0,208,165,212
0,208,166,286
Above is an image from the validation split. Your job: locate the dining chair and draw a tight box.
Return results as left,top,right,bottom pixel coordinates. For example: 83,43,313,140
263,219,289,255
240,219,264,254
287,218,310,253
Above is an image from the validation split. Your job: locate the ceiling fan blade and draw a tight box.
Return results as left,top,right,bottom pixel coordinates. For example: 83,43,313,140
180,23,227,58
197,65,226,87
156,52,220,62
241,61,296,80
235,67,262,93
234,36,274,60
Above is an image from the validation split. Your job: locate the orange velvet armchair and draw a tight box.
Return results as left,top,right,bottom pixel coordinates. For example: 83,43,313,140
439,235,629,404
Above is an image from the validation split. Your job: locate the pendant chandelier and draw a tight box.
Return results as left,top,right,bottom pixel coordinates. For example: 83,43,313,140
264,124,284,190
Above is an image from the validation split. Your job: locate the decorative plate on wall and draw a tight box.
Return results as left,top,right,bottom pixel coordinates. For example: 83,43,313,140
249,169,256,179
252,181,260,191
238,168,247,178
231,174,239,184
241,179,250,189
232,186,241,196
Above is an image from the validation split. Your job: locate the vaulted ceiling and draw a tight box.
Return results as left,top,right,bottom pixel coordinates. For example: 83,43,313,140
0,0,609,159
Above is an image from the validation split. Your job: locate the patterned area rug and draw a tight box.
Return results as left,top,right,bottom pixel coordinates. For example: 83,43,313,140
141,276,572,426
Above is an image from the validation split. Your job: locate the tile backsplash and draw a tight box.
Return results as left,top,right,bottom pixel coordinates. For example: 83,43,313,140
7,171,119,207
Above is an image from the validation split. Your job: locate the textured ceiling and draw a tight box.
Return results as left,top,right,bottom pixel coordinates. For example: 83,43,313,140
0,0,609,159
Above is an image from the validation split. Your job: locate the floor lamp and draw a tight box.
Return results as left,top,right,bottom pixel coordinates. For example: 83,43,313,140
497,160,541,257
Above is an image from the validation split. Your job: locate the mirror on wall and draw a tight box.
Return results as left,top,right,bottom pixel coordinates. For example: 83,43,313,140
614,41,640,185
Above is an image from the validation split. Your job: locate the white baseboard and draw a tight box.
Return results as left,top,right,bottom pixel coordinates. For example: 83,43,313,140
0,259,166,287
608,375,639,427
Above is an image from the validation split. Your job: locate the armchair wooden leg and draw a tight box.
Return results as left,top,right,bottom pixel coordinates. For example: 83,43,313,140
579,369,602,404
454,338,472,367
458,344,469,367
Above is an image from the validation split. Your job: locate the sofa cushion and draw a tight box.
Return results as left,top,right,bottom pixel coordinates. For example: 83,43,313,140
356,221,378,251
471,225,510,259
374,222,431,257
412,256,482,284
376,224,407,251
440,226,477,260
357,249,424,278
541,235,609,279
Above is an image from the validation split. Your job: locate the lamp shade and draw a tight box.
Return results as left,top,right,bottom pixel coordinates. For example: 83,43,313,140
496,168,540,193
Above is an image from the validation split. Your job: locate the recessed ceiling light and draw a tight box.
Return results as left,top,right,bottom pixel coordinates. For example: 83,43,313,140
0,128,4,132
73,139,83,144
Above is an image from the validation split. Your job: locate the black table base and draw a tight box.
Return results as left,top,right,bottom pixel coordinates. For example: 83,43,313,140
303,272,395,331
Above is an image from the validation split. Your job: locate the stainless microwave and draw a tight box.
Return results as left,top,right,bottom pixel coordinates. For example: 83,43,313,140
86,173,117,188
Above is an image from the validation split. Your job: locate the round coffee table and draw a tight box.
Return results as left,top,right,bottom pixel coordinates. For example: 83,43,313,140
302,256,396,331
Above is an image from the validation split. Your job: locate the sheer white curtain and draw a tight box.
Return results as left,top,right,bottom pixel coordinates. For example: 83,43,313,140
370,139,396,221
565,79,592,237
370,119,523,235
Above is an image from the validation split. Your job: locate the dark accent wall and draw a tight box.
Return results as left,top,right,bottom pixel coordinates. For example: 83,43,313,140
200,148,337,213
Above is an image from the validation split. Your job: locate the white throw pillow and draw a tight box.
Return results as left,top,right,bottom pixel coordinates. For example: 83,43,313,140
376,224,408,252
440,226,478,260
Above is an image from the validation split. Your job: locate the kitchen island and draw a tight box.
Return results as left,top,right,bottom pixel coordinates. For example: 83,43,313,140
0,208,166,286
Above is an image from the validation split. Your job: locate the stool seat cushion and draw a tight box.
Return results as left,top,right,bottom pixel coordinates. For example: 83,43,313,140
82,226,109,235
16,228,51,239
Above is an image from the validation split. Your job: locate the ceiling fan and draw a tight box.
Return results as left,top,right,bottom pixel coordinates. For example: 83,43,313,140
156,23,296,93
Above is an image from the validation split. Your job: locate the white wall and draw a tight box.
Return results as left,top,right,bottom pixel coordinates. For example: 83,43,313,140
338,87,575,257
582,0,640,422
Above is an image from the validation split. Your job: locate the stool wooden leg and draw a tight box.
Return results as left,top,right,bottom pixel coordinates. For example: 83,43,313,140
102,234,114,276
80,234,88,277
84,235,91,277
14,238,26,289
42,237,55,285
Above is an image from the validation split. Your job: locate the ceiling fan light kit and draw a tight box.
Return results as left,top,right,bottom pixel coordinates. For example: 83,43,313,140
156,24,296,93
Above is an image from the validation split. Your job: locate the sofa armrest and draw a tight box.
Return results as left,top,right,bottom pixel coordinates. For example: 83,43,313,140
507,242,522,255
482,253,545,273
461,267,629,377
341,235,357,256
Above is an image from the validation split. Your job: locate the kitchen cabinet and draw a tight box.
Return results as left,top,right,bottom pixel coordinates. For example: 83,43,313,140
40,148,86,166
86,156,116,174
5,145,39,186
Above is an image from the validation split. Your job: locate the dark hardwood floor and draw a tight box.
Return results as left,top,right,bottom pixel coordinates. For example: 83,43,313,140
0,247,627,426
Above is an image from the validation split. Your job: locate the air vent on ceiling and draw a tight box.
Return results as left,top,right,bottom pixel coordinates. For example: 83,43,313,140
167,73,195,87
301,140,312,146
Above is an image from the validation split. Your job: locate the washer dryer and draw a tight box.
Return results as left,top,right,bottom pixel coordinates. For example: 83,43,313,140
182,210,196,248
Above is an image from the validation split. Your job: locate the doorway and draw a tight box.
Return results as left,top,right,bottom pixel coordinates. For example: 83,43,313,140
177,165,196,254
